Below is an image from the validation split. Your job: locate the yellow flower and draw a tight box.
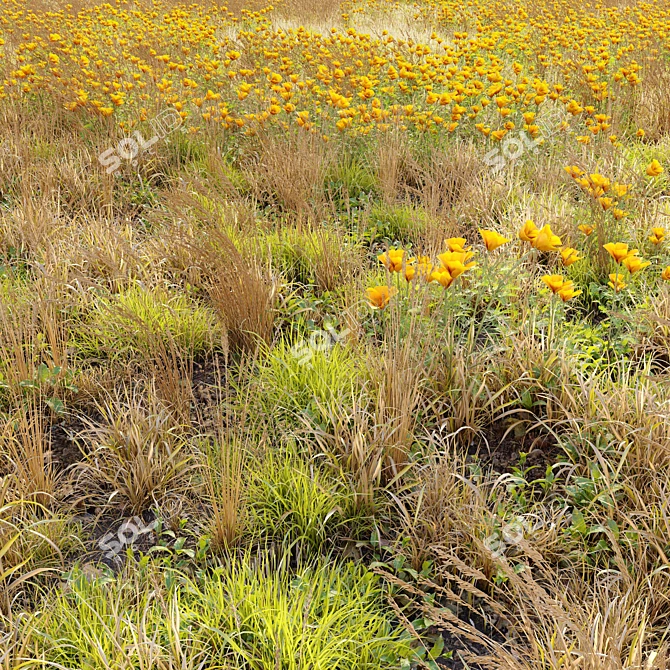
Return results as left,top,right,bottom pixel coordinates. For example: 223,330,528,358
479,229,509,251
557,281,582,302
445,237,469,252
567,100,583,115
578,224,594,236
603,242,630,264
598,197,616,211
533,224,562,252
560,247,582,266
646,159,664,177
378,249,405,272
564,165,585,179
429,267,454,288
519,219,539,243
608,273,627,292
662,267,670,281
403,255,431,281
611,183,629,197
541,274,565,293
622,254,650,274
589,173,610,192
612,209,628,221
366,285,398,309
649,227,666,244
438,250,476,278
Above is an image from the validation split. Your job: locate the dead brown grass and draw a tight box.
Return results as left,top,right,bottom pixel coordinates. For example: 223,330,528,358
199,229,277,353
77,389,192,514
242,130,335,222
634,56,670,143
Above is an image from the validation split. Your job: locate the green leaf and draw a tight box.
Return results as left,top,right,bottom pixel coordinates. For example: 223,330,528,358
46,397,65,414
571,510,587,535
411,617,428,632
428,635,445,660
37,363,51,383
19,379,39,389
369,561,389,570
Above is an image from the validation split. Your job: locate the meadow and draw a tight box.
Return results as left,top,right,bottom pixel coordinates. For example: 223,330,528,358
0,0,670,667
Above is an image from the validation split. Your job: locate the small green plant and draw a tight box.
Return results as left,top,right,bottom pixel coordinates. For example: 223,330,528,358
74,283,219,360
254,338,365,432
249,451,357,554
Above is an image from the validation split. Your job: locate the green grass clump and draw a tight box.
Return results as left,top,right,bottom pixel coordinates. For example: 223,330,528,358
366,203,430,245
325,154,378,208
249,451,358,553
185,558,411,669
258,225,361,290
34,557,411,669
74,283,219,360
254,338,365,431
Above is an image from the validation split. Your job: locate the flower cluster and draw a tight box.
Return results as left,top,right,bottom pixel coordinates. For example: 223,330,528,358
603,242,651,292
541,275,582,302
369,224,582,307
564,168,632,219
369,239,478,304
369,213,670,308
2,0,669,143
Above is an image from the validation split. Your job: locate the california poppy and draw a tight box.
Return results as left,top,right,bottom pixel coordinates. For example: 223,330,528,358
533,224,562,252
646,159,664,177
479,229,509,251
366,285,398,308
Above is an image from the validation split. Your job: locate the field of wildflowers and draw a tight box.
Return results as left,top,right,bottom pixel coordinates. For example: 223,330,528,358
1,0,670,666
